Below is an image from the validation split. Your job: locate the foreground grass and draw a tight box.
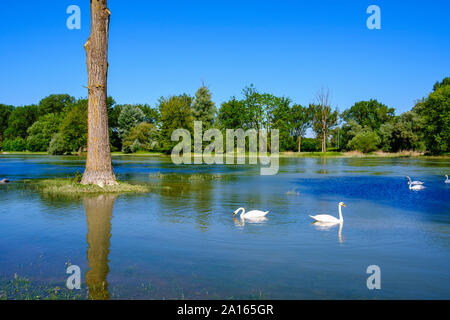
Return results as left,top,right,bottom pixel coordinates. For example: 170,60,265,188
35,179,151,196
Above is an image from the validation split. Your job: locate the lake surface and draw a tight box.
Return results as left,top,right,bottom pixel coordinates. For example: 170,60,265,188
0,155,449,299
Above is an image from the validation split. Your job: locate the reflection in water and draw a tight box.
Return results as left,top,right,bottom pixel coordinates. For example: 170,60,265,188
233,216,268,228
84,195,116,300
312,222,344,244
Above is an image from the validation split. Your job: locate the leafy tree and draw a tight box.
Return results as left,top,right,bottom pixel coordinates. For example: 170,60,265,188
217,98,246,130
117,105,146,141
38,94,75,115
58,99,88,153
2,137,26,151
158,94,193,152
192,85,216,130
0,104,14,148
341,99,394,132
48,133,67,155
268,96,293,151
138,104,160,124
291,104,312,152
122,122,159,153
347,128,380,153
4,105,39,139
419,83,450,154
26,113,62,152
433,77,450,92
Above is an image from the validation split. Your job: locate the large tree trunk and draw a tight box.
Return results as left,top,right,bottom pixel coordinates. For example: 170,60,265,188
81,0,117,186
297,135,301,153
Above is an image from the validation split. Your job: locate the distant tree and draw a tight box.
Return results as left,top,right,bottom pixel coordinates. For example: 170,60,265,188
217,98,246,130
138,104,160,124
122,122,159,153
26,113,62,152
192,85,216,130
4,105,39,140
341,99,395,132
290,104,312,152
38,94,75,115
0,104,14,148
2,137,26,152
347,128,380,153
158,94,193,152
117,105,146,142
48,133,67,155
419,83,450,154
268,96,293,151
311,88,338,152
58,99,88,153
433,77,450,92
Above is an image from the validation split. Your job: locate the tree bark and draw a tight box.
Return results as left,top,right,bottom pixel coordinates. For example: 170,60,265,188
81,0,117,186
297,135,301,153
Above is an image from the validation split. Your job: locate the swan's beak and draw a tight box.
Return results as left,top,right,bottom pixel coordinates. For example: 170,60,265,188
342,203,346,207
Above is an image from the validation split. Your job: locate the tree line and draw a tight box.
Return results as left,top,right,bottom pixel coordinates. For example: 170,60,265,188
0,77,448,155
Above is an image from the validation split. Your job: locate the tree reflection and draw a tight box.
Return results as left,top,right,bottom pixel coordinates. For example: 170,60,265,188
84,195,116,300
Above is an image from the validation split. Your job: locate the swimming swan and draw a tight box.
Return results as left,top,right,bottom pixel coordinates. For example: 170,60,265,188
406,176,424,185
309,202,346,223
408,181,425,190
233,207,269,219
445,175,450,184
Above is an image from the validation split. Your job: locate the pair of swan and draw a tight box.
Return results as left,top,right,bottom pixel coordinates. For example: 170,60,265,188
234,203,346,223
406,176,425,190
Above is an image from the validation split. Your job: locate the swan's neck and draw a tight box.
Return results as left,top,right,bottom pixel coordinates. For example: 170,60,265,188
238,208,245,217
338,205,343,222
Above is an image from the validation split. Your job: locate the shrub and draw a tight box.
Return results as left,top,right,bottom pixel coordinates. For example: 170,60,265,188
347,129,380,153
2,137,26,151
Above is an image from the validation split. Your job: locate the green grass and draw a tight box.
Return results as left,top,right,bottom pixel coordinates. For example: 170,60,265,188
149,172,225,181
34,178,151,196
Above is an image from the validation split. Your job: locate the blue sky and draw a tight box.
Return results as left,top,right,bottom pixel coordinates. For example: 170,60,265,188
0,0,449,114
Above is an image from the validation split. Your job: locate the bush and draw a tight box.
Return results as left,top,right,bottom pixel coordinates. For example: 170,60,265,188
2,137,26,151
48,133,67,155
347,129,380,153
301,138,321,152
122,122,159,153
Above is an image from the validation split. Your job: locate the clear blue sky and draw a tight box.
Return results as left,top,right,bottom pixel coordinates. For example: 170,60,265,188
1,0,449,114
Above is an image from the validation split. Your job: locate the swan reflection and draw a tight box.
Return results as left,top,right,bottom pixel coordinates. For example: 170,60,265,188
233,216,268,227
312,221,344,244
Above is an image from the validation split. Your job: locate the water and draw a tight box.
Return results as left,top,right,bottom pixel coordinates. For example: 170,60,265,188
0,155,449,299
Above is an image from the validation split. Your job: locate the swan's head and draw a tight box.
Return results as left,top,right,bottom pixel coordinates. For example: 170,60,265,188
233,207,244,216
339,202,346,207
406,176,411,180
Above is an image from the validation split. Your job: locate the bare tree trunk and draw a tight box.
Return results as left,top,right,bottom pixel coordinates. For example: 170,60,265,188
81,0,117,186
298,135,301,153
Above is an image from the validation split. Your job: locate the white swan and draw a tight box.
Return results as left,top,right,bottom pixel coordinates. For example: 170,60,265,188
406,176,424,185
233,207,269,219
408,181,425,190
309,202,345,223
445,175,450,184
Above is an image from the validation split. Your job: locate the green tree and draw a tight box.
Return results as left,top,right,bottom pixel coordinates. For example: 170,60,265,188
26,113,62,152
158,94,193,152
38,94,75,115
347,128,380,153
217,98,246,129
57,98,88,153
122,122,159,153
419,83,450,154
4,105,39,139
117,105,146,142
2,137,27,151
0,104,14,148
342,99,395,132
192,85,216,130
291,104,312,152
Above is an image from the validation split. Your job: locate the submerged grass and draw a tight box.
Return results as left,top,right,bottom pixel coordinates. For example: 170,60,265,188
149,172,226,181
35,179,151,196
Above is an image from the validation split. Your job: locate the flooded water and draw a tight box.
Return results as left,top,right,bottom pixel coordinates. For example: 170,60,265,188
0,155,449,299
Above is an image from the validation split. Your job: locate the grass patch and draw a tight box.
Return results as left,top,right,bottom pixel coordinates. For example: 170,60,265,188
35,179,151,196
149,172,225,181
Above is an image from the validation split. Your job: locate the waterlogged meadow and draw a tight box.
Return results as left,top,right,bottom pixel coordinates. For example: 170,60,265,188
0,155,449,299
